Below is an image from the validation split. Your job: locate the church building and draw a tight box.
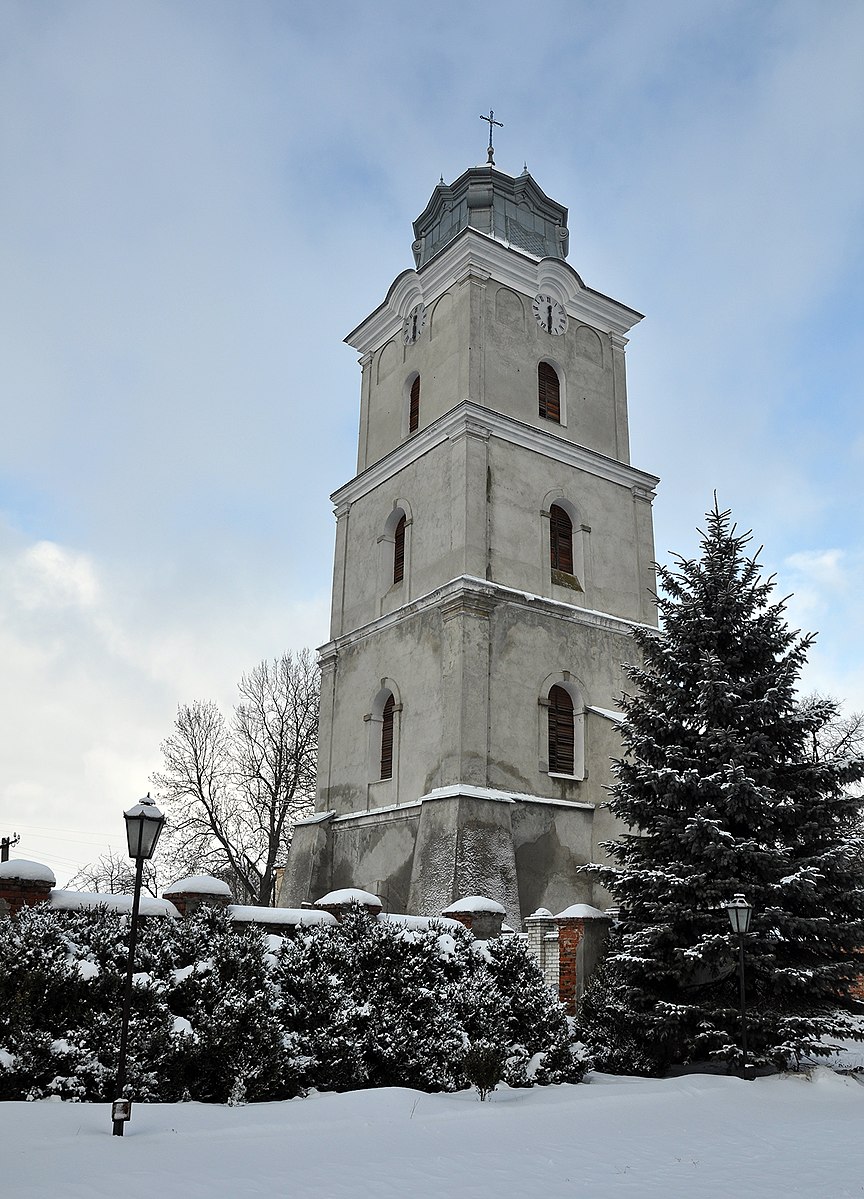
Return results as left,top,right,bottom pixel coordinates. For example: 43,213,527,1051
280,150,659,927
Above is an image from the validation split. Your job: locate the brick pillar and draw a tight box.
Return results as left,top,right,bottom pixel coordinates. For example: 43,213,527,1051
162,875,232,917
557,917,585,1014
0,860,56,917
524,909,558,992
441,896,505,940
314,888,383,920
555,904,612,1013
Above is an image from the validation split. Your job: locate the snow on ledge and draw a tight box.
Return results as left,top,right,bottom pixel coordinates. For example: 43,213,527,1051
316,888,381,907
586,705,624,724
443,895,506,915
49,890,179,917
229,904,337,927
0,859,56,885
555,902,609,920
163,875,233,898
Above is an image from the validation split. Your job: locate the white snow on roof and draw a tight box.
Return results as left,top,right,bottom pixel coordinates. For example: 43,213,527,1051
442,895,506,915
316,888,381,906
49,890,179,917
555,903,609,920
162,875,233,898
0,859,56,885
586,705,624,723
229,905,337,926
528,907,553,918
293,811,336,827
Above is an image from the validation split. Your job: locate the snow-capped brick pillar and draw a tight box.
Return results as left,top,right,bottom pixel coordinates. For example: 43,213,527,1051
314,888,383,920
441,896,505,940
162,875,233,917
0,860,56,917
524,909,559,993
555,904,612,1014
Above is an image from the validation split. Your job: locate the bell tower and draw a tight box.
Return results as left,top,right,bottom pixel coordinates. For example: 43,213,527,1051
280,159,659,924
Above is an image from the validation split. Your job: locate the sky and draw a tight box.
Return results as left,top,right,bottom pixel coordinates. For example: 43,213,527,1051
2,0,864,884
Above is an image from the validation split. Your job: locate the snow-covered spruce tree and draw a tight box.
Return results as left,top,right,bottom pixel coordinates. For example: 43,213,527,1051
580,502,864,1074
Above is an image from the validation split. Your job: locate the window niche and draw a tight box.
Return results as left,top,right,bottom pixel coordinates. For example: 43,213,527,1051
538,359,567,426
538,675,585,781
378,502,413,614
366,683,402,795
541,493,587,596
403,372,421,436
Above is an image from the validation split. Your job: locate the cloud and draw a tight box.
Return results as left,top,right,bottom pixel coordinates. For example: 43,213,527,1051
0,521,329,882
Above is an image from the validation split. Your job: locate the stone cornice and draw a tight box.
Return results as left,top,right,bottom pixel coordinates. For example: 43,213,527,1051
328,783,594,828
330,401,659,510
344,228,643,356
318,573,656,658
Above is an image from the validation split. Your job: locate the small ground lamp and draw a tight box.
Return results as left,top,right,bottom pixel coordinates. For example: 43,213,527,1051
725,892,753,1077
112,794,166,1136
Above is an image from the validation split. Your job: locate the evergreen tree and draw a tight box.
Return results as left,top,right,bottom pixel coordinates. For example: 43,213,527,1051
581,502,864,1074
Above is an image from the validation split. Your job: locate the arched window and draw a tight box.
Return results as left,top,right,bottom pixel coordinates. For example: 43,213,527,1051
380,693,395,780
393,515,406,584
538,361,560,423
548,685,575,774
409,375,420,433
550,503,573,574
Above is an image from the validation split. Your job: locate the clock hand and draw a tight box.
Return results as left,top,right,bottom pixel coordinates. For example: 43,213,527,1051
547,303,553,331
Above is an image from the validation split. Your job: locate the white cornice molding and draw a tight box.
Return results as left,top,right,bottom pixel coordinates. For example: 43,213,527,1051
318,572,656,659
330,401,659,509
344,229,643,356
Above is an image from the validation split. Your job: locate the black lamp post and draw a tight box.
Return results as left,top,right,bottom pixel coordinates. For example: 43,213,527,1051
112,794,165,1137
725,892,753,1077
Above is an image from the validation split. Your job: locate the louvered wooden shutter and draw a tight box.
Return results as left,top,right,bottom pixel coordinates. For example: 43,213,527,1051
548,685,575,774
538,362,560,422
393,515,406,584
550,504,573,574
380,693,395,779
409,375,420,433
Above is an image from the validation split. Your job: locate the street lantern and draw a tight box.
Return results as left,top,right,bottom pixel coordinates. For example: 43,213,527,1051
123,794,165,860
113,794,166,1137
725,893,752,936
725,892,754,1077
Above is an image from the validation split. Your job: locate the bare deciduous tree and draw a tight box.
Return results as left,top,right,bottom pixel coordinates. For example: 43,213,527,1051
68,848,159,897
801,693,864,797
151,650,319,904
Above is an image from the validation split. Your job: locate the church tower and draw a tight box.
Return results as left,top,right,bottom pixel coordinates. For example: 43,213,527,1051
281,157,659,924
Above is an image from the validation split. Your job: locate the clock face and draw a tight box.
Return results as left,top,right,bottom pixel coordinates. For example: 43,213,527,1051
532,293,568,336
403,303,426,345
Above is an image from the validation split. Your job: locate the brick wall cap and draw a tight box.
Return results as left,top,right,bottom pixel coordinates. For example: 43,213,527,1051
316,888,381,907
0,859,56,885
442,895,505,915
230,904,337,927
163,875,233,898
379,912,464,933
526,907,553,918
49,890,179,917
555,902,608,920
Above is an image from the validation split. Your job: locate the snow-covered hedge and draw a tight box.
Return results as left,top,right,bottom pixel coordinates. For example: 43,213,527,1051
0,904,588,1103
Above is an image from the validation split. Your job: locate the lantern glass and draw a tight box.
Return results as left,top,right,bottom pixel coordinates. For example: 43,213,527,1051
726,893,752,935
123,795,165,861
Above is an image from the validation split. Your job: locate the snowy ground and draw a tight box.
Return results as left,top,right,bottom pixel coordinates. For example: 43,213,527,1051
5,1068,864,1199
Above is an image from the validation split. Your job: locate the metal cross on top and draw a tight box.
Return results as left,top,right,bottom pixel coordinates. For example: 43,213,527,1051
480,109,503,165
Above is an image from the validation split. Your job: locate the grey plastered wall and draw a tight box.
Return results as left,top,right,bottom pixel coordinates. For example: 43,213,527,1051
328,805,421,913
407,792,521,924
510,800,595,917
